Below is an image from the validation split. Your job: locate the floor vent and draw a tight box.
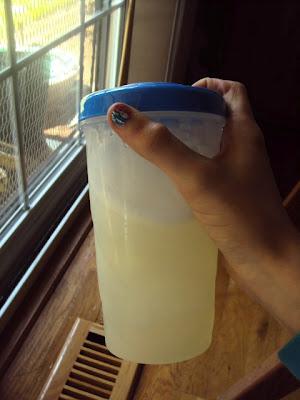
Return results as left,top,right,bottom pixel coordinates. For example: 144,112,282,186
38,319,142,400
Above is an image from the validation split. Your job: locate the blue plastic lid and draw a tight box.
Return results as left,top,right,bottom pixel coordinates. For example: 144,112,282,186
80,82,226,121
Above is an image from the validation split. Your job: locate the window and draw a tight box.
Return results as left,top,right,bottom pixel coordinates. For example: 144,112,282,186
0,0,125,320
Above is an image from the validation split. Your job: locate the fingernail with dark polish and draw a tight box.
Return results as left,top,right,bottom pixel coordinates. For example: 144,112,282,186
111,109,129,126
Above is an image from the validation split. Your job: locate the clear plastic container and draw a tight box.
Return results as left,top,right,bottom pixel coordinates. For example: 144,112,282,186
80,83,226,364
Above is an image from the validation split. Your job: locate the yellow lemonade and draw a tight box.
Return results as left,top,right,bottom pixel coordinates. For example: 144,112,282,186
90,190,217,364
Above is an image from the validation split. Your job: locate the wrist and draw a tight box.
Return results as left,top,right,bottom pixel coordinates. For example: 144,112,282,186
256,224,300,333
229,220,300,333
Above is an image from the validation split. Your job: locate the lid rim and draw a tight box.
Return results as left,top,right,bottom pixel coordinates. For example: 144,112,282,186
80,110,226,123
80,82,226,121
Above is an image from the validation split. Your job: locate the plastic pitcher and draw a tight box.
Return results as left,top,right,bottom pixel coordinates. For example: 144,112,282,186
80,83,226,364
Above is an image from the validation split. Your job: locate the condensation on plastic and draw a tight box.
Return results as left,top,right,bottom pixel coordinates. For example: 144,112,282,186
83,111,225,222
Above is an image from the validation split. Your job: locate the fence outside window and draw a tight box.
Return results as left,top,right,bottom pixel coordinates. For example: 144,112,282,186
0,0,125,312
0,0,125,233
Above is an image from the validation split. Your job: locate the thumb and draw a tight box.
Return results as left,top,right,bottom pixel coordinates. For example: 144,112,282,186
107,103,208,185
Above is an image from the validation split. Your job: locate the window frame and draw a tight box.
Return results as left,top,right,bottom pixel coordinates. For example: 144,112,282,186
0,0,126,331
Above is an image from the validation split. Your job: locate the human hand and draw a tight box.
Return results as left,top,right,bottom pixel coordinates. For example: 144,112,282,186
107,78,295,270
107,78,300,332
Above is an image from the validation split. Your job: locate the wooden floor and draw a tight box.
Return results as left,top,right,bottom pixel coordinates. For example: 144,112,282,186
0,229,298,400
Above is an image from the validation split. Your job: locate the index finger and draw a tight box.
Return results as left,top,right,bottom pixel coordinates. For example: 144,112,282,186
193,77,253,119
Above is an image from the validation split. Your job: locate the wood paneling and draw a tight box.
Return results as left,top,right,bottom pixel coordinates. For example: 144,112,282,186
0,233,292,400
220,352,300,400
1,180,300,399
0,232,288,400
0,230,101,400
133,259,291,400
0,201,92,377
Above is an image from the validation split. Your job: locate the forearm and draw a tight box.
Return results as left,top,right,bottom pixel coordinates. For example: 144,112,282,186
228,225,300,334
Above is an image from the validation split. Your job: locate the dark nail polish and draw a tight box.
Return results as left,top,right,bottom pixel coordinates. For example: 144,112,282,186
111,109,129,126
